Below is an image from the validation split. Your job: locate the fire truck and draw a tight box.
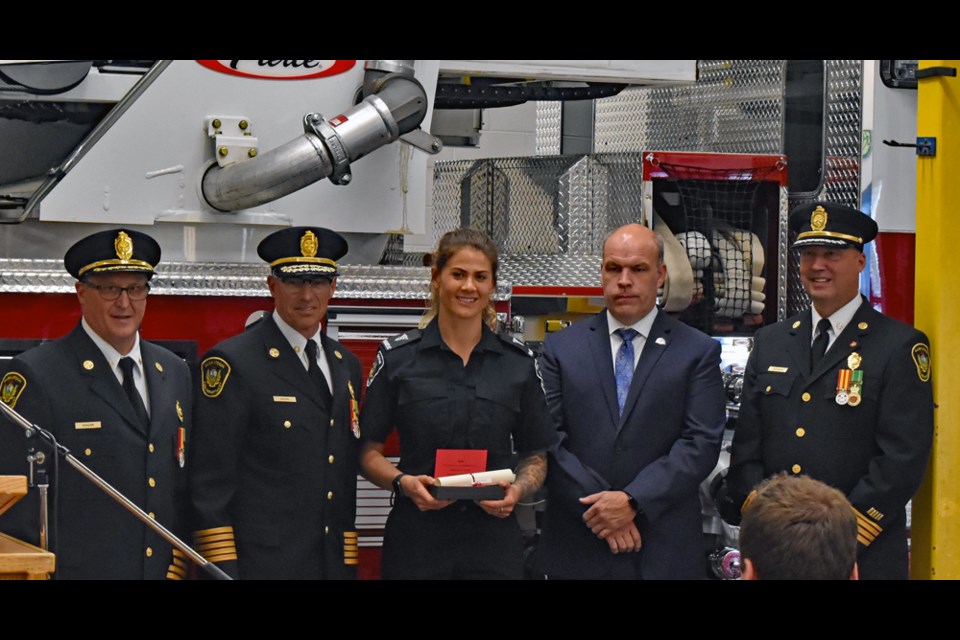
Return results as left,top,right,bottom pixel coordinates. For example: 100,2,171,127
0,59,948,579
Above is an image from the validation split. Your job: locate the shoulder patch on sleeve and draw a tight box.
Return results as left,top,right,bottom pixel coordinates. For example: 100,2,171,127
367,350,385,388
200,356,231,398
382,329,421,351
1,371,26,409
912,343,931,382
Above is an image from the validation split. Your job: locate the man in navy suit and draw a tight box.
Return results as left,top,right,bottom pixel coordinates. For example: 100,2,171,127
539,223,726,579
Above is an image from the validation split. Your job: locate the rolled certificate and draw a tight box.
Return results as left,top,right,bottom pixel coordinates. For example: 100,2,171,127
435,468,516,487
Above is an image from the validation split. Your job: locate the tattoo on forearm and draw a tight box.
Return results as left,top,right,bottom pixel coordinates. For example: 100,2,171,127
514,451,547,498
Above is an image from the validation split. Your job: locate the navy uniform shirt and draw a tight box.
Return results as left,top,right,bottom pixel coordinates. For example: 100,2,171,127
361,319,555,476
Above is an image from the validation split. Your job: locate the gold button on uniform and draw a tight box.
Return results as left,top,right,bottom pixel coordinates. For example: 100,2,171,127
802,392,811,402
327,491,333,500
84,448,92,456
796,428,806,437
148,512,155,519
328,455,335,464
765,385,772,393
146,547,153,557
791,464,801,474
284,420,291,429
148,443,155,453
329,419,335,427
325,526,330,534
148,477,156,488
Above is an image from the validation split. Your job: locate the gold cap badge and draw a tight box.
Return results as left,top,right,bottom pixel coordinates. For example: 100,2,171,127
300,230,318,258
810,206,828,232
115,231,134,261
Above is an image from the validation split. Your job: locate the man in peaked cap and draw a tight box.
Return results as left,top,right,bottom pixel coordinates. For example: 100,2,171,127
723,202,934,579
0,228,193,580
189,226,362,579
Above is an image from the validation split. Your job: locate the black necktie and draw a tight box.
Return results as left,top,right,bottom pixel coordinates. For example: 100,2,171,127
305,339,333,408
118,357,150,429
811,318,832,370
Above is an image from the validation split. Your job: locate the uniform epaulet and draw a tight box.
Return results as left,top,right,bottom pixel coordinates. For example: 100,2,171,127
500,333,536,358
381,329,422,351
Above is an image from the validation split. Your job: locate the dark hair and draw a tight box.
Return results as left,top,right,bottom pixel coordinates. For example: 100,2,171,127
739,473,857,580
420,228,499,329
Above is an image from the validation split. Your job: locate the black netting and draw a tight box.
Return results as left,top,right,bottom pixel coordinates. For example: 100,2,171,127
655,161,781,335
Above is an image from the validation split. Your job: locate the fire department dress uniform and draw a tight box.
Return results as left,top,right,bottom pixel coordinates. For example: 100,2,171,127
0,229,192,580
189,227,362,580
725,203,934,580
360,319,555,579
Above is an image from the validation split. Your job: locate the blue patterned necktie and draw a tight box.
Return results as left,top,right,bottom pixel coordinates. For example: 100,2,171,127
615,328,639,415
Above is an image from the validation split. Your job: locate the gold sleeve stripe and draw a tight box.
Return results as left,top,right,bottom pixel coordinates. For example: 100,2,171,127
205,551,239,563
857,533,872,546
854,509,883,535
194,526,235,537
195,533,236,544
166,570,185,580
344,558,359,565
172,557,188,569
197,541,237,554
856,522,878,542
343,531,358,538
172,548,187,559
857,520,881,539
344,551,359,558
167,564,187,578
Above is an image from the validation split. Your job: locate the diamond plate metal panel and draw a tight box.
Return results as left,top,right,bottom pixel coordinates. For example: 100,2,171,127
0,260,510,300
595,60,783,154
535,101,562,156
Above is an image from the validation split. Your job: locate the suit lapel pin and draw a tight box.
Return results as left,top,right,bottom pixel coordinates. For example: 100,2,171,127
858,322,869,330
155,362,163,373
83,360,95,370
269,348,280,358
176,400,184,423
655,337,666,346
792,321,801,329
334,350,343,360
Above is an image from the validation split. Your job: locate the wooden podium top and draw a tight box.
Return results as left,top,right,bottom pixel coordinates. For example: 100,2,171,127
0,476,55,579
0,476,27,519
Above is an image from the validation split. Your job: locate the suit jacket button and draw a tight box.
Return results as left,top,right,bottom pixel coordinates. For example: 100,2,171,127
791,464,802,474
148,477,156,488
796,428,806,437
330,419,335,427
148,443,155,453
284,420,292,428
328,455,335,464
145,547,153,557
327,491,334,500
801,392,811,402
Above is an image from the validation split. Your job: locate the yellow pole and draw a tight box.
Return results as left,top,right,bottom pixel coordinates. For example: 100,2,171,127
911,60,960,579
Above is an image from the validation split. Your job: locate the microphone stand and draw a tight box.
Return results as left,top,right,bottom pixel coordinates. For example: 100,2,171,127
0,399,231,580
